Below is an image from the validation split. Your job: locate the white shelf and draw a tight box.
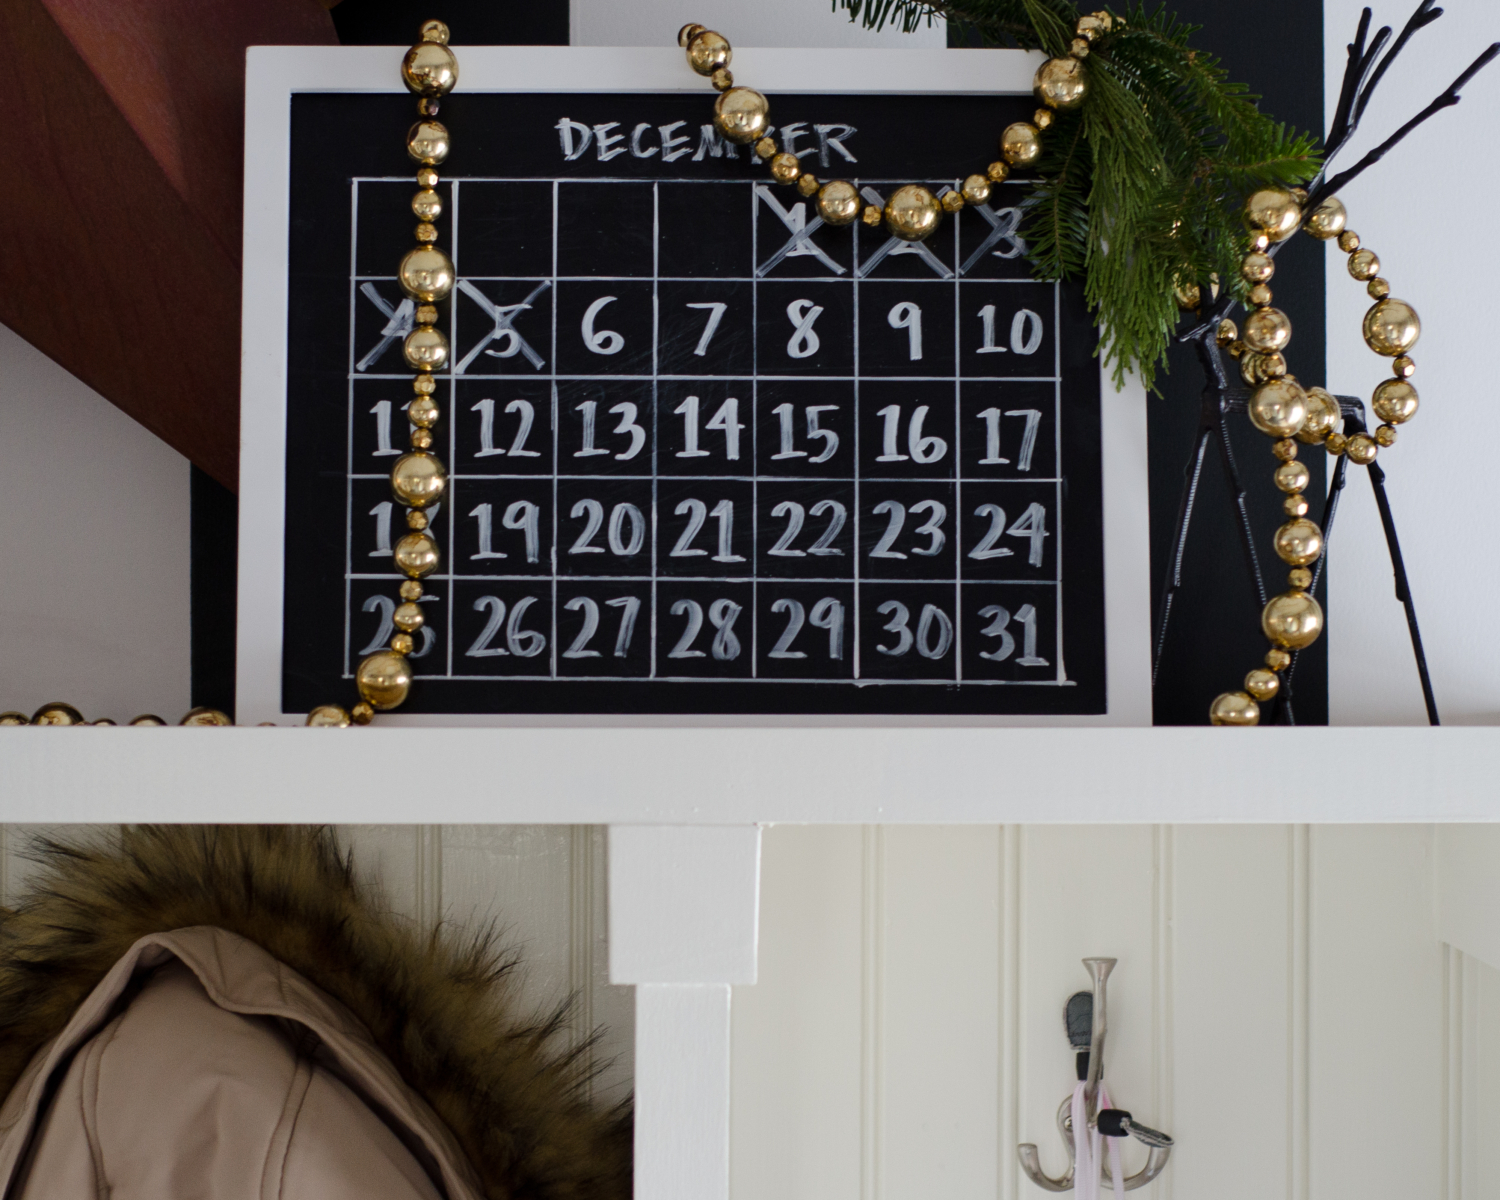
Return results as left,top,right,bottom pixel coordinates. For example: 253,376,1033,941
2,726,1496,824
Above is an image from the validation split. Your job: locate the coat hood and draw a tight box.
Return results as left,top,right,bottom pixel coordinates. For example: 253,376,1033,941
0,826,631,1200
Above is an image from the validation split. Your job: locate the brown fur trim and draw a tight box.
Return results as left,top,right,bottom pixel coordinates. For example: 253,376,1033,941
0,826,631,1200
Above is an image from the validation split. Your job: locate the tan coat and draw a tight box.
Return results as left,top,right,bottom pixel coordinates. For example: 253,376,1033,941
0,926,485,1200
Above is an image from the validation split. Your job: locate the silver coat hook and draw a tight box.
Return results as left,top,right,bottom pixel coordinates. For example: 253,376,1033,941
1018,958,1173,1192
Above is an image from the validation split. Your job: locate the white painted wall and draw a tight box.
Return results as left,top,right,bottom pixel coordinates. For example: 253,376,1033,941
0,325,190,722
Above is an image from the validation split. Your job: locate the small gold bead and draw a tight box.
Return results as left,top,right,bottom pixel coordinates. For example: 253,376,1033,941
417,97,440,117
1273,438,1299,462
1239,351,1268,385
1265,648,1292,672
1173,278,1201,311
1034,108,1055,130
817,180,862,226
1228,340,1246,360
1000,122,1042,167
1241,251,1274,283
398,245,454,303
129,714,167,726
883,184,943,242
411,428,433,450
710,67,734,91
356,650,413,711
394,601,425,632
1363,297,1421,357
1290,187,1309,205
986,161,1011,183
412,189,443,220
1034,56,1088,110
1209,691,1260,726
862,204,883,227
1373,379,1418,424
414,304,438,325
1259,352,1288,379
1275,518,1323,566
1070,37,1091,57
797,173,820,197
1283,492,1310,518
420,19,450,44
1367,277,1390,299
403,325,449,372
1325,431,1348,456
713,87,769,144
415,222,438,243
769,152,800,185
409,394,440,427
306,704,352,728
351,701,375,725
962,173,992,205
1337,230,1361,252
1274,460,1310,493
416,166,439,189
31,702,85,726
390,633,415,656
1288,567,1313,589
413,373,437,395
1304,195,1347,240
941,189,965,213
678,23,706,47
1215,318,1238,347
754,136,777,160
1076,13,1107,39
1393,355,1416,379
1298,387,1338,444
406,508,429,530
1248,283,1273,308
1375,423,1398,447
92,718,116,726
1348,248,1381,281
1262,589,1324,650
687,29,732,76
1245,668,1280,702
407,120,450,165
1345,432,1378,465
0,711,27,725
179,707,232,727
399,580,424,601
1251,232,1271,252
394,531,440,578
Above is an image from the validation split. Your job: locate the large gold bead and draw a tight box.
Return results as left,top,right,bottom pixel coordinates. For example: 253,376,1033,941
713,87,769,144
1303,195,1347,239
687,29,731,75
398,245,454,303
883,184,943,242
817,180,861,226
402,41,459,97
1274,517,1323,565
1241,251,1274,283
1372,379,1419,425
394,531,440,578
407,120,450,165
1248,378,1308,438
1274,459,1310,493
31,702,84,726
961,174,992,206
306,705,352,728
0,711,27,725
1244,668,1281,702
179,707,232,726
1297,386,1337,443
356,651,413,711
1345,432,1378,465
1242,306,1292,354
1209,691,1260,726
129,714,167,726
1244,188,1301,242
404,325,449,372
1000,122,1042,167
678,22,706,46
1034,56,1088,109
1363,298,1421,357
390,451,447,508
1262,589,1324,650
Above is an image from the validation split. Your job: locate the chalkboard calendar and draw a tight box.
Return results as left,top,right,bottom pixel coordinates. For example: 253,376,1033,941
242,48,1146,722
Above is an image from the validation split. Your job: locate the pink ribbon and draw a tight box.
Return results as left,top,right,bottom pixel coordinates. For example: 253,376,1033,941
1071,1082,1126,1200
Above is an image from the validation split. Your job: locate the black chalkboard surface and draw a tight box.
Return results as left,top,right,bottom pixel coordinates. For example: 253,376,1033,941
282,88,1104,715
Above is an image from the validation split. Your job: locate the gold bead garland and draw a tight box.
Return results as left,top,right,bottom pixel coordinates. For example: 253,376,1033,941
677,13,1119,242
1208,187,1424,726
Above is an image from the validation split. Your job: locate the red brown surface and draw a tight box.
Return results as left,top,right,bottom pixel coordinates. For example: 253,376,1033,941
0,0,338,490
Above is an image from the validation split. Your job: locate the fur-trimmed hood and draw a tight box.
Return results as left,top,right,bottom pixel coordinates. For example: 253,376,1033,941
0,826,631,1199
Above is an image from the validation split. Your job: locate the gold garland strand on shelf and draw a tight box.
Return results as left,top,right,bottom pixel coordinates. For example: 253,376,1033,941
0,22,462,730
676,14,1115,238
1208,188,1421,726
